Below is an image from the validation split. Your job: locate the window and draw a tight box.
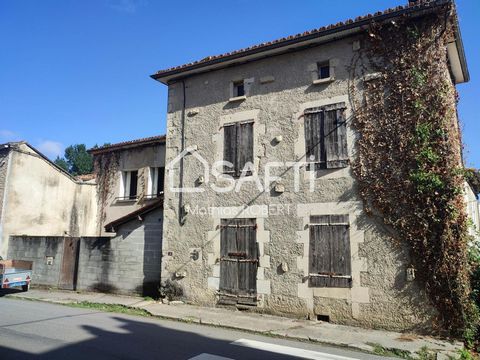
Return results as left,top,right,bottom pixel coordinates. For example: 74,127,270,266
309,215,351,288
223,121,254,177
304,102,348,170
120,170,138,200
318,62,330,80
148,167,165,199
233,80,245,97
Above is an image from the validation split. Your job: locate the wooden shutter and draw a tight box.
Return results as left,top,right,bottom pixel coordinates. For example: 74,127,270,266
237,122,254,176
309,215,351,288
305,103,348,170
223,121,254,177
223,124,237,175
304,109,325,169
324,103,348,169
219,218,257,299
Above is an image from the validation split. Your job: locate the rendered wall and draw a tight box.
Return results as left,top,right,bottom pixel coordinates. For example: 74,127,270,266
94,144,165,234
0,143,98,257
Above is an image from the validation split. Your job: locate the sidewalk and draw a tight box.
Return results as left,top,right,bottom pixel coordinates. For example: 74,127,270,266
6,288,463,359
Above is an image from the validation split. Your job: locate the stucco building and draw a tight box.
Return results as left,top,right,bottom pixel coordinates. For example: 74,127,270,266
151,0,470,330
0,142,97,258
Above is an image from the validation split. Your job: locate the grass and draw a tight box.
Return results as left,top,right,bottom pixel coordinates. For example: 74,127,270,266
67,301,152,317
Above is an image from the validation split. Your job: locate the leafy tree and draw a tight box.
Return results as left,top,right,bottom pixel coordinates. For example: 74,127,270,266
54,156,69,172
54,144,93,175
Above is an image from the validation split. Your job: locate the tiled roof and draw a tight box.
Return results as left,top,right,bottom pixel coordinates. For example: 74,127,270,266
151,0,452,82
88,135,166,155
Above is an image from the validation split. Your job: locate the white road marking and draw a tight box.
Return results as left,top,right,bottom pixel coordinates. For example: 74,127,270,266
188,354,234,360
231,339,361,360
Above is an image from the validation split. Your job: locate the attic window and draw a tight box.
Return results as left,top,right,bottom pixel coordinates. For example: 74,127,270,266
318,62,330,80
233,80,245,97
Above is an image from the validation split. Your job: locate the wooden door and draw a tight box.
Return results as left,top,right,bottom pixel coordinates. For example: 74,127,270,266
59,237,80,290
219,219,257,305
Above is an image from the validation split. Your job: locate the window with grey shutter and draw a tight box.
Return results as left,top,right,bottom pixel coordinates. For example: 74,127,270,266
304,102,348,170
308,215,352,288
223,121,254,177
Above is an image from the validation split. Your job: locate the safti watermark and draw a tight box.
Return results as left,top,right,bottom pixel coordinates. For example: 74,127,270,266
167,146,318,193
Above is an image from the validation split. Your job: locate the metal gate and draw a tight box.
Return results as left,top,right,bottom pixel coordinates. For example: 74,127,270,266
59,237,80,290
218,218,258,305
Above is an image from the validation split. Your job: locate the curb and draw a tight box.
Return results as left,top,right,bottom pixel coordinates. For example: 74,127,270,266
6,294,462,359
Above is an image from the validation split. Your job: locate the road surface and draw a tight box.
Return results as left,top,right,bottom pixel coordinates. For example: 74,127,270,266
0,298,392,359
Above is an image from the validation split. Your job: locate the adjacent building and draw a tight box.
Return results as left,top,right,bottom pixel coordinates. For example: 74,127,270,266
1,136,166,296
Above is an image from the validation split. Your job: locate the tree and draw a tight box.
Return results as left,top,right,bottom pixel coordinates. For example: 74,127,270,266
54,156,69,172
54,144,93,175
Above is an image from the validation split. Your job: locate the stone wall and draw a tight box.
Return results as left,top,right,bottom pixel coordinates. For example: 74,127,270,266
8,209,162,295
161,34,436,331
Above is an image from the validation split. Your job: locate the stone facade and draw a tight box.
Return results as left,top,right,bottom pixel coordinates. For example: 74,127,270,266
159,34,441,331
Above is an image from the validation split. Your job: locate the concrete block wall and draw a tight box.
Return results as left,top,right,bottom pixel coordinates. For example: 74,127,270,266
7,208,163,296
77,208,163,296
7,236,64,286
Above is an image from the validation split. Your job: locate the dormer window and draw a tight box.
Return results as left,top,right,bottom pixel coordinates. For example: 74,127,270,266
233,80,245,97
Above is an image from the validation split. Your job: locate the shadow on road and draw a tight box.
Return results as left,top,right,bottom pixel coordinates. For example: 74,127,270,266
0,314,301,360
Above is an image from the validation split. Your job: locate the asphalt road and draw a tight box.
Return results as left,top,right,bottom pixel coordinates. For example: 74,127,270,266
0,298,392,360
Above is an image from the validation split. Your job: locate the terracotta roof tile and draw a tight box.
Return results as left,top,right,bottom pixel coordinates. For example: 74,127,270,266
88,135,166,154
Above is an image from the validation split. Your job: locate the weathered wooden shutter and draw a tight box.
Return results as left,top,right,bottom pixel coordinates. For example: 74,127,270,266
304,109,325,169
309,215,351,288
324,103,348,169
223,121,254,176
219,218,257,302
237,122,254,176
223,124,237,175
305,103,348,170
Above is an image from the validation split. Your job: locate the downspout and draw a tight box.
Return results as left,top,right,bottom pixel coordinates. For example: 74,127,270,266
178,79,186,224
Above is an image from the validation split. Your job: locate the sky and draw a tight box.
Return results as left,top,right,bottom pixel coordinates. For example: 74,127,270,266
0,0,478,166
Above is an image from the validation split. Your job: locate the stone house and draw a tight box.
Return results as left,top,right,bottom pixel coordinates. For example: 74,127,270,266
150,0,469,330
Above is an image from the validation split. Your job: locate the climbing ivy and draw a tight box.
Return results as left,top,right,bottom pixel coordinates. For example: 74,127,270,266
93,152,119,233
349,3,478,341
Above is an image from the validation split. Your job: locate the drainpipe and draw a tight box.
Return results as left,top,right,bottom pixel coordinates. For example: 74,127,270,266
178,79,186,224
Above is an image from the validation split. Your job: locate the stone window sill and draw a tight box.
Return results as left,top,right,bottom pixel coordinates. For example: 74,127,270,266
228,95,247,102
312,77,335,85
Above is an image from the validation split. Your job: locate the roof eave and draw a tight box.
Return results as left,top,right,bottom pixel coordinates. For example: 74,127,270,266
150,0,456,85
